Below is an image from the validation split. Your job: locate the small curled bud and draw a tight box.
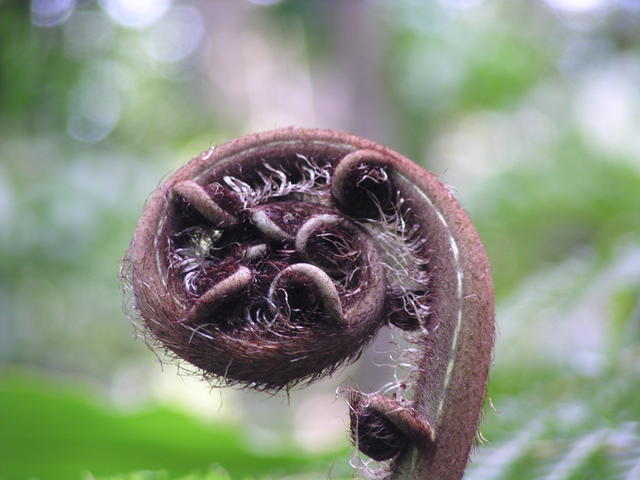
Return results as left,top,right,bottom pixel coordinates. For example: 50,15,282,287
332,149,397,218
348,390,435,462
121,128,494,479
349,391,408,462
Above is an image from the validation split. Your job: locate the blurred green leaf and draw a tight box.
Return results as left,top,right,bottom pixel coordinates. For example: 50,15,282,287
90,467,231,480
0,370,347,480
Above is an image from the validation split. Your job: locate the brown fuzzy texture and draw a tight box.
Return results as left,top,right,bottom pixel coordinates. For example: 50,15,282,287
122,128,494,479
348,391,406,462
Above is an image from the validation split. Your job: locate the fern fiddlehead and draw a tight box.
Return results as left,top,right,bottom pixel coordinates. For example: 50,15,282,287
122,128,495,479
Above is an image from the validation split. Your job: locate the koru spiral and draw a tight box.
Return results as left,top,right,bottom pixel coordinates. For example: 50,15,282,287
122,128,495,480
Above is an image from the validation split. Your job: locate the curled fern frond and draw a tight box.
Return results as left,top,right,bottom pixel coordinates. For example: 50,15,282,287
122,128,494,479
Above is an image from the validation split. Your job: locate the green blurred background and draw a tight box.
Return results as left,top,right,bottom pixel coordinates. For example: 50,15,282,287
1,0,639,479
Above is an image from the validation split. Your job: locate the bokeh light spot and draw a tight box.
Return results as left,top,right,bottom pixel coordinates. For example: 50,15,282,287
247,0,282,6
99,0,171,29
544,0,607,12
142,7,204,63
67,64,125,143
31,0,75,27
64,11,115,60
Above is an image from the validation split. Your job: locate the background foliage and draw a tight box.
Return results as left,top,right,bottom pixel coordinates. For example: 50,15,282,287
1,0,639,479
